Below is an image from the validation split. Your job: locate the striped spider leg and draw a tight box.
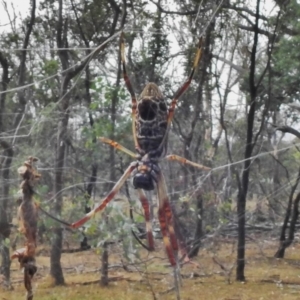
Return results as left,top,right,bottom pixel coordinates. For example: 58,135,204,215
71,162,137,228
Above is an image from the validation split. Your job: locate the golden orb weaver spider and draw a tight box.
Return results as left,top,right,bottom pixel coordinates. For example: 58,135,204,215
71,33,210,266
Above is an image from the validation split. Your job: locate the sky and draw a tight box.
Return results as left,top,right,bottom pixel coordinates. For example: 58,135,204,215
0,0,41,32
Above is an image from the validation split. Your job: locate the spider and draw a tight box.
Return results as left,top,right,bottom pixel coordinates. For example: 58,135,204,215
71,33,210,266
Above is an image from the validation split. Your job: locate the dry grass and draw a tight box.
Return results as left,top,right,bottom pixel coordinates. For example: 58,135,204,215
3,239,300,300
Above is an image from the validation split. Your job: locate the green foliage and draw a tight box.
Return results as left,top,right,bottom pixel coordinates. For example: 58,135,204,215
80,199,141,259
1,238,10,248
218,201,232,225
37,184,50,195
83,77,131,150
7,32,20,43
268,1,300,104
42,59,59,75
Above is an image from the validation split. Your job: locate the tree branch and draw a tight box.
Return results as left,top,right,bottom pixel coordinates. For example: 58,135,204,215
272,125,300,139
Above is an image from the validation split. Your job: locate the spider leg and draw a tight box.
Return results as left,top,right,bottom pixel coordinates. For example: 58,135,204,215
165,154,211,171
120,32,141,154
137,189,155,251
71,162,137,228
158,38,203,150
167,38,203,124
156,170,178,266
99,137,138,158
171,205,190,263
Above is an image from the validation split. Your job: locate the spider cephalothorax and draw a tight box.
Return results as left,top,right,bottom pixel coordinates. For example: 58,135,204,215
132,157,160,191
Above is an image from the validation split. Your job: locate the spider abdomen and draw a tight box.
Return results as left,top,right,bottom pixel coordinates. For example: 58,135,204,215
136,83,168,157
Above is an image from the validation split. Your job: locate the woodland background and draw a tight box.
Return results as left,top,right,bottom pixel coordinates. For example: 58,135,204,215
1,0,300,298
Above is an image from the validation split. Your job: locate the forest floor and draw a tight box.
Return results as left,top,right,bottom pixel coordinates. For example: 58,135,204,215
2,237,300,300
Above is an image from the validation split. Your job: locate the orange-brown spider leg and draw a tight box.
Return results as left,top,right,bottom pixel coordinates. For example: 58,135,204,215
71,162,137,228
165,154,211,171
120,32,141,154
137,189,155,251
158,38,203,149
156,171,178,266
99,137,138,159
167,38,203,125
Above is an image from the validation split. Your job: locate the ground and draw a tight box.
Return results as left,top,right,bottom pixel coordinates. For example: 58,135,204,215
2,238,300,300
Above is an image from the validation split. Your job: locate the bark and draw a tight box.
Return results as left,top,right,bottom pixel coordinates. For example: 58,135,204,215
275,168,300,258
188,189,203,257
0,53,9,132
0,48,11,283
49,0,69,284
0,142,13,283
100,242,109,286
236,0,260,282
85,163,98,213
275,192,300,258
273,125,300,139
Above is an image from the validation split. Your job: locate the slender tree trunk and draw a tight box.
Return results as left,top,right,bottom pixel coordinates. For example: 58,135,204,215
0,142,13,284
108,60,121,190
100,242,109,286
50,91,70,283
50,0,69,284
275,169,300,258
189,186,203,257
85,162,98,213
50,108,68,284
275,193,300,258
0,50,11,285
236,0,260,281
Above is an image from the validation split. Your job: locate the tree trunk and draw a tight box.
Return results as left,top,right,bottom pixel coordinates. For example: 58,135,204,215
108,59,121,190
189,189,203,257
0,142,13,284
0,49,11,285
50,0,69,284
100,242,109,286
50,110,68,284
275,192,300,258
236,0,260,281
